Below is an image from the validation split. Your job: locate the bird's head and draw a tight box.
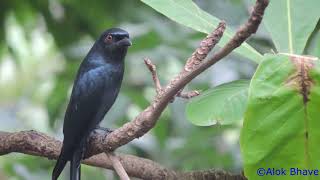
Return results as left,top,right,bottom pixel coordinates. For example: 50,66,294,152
99,28,131,54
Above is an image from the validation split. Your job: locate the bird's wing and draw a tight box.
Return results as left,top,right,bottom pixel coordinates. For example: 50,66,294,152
53,65,111,180
62,65,113,152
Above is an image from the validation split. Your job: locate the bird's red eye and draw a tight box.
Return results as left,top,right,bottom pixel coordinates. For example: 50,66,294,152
105,34,113,43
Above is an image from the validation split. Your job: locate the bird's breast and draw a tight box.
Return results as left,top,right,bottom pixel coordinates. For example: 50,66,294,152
101,64,124,94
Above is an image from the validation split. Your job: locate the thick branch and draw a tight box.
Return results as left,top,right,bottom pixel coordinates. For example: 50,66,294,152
0,130,174,179
0,130,245,180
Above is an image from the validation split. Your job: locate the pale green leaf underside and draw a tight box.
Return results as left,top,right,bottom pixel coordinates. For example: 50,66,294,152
140,0,262,63
264,0,320,54
308,29,320,58
186,80,249,126
240,54,320,180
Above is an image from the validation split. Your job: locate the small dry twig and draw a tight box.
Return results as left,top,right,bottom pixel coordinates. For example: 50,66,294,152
144,58,200,101
144,58,162,95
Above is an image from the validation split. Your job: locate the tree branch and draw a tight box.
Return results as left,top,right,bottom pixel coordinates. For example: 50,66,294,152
0,130,245,180
0,0,269,179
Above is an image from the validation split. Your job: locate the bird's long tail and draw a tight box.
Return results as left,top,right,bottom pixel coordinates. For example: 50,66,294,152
52,147,68,180
70,149,82,180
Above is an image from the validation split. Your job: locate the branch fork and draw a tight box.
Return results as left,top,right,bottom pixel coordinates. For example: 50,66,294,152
0,1,270,179
144,58,200,103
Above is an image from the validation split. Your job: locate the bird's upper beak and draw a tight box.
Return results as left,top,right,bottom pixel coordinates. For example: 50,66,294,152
117,37,132,47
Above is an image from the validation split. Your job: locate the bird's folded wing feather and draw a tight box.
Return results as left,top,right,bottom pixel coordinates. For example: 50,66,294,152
62,66,109,148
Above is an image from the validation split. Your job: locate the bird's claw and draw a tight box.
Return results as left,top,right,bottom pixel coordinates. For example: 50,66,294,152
91,126,114,140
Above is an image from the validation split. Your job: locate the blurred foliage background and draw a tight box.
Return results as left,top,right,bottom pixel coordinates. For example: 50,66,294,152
0,0,276,179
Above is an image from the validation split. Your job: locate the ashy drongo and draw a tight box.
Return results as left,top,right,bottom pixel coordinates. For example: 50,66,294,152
52,28,131,180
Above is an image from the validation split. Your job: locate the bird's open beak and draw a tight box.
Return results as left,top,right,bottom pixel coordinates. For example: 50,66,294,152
117,37,132,47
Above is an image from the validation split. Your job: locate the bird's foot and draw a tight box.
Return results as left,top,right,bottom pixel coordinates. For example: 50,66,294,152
91,126,113,140
92,127,112,146
84,127,113,159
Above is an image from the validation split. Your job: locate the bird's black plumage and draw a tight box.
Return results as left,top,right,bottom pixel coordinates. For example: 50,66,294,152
52,28,131,180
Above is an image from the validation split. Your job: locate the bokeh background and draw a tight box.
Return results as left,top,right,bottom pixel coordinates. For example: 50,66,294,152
0,0,275,179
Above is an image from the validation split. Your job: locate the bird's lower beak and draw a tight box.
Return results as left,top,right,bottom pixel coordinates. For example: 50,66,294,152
117,37,132,47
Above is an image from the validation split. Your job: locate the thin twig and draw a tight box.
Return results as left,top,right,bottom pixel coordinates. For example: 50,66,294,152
144,58,162,95
106,152,130,180
144,58,200,100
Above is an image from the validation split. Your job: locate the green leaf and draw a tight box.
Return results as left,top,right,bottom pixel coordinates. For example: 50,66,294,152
264,0,320,54
307,25,320,58
140,0,262,63
186,80,249,126
240,54,320,180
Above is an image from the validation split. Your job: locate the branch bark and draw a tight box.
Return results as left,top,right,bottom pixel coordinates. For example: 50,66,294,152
0,130,245,180
0,0,269,179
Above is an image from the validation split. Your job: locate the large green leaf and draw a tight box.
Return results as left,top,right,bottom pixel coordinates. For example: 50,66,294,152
264,0,320,54
140,0,262,63
240,54,320,180
186,80,249,126
307,26,320,58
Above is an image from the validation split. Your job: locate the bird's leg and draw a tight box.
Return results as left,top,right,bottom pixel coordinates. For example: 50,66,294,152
92,126,113,141
90,126,113,137
83,127,113,159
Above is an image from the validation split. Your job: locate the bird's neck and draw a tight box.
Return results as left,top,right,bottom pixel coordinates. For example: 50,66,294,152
89,43,127,65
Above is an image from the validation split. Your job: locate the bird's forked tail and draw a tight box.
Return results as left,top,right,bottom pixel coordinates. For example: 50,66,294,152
52,148,68,180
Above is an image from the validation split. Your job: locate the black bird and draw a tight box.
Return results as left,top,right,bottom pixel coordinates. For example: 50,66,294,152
52,28,131,180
